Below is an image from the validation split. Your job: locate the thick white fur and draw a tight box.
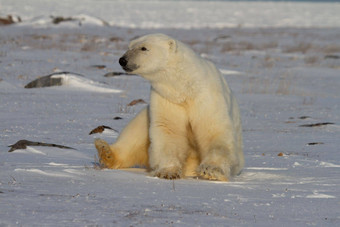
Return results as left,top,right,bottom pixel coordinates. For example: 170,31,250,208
95,33,244,181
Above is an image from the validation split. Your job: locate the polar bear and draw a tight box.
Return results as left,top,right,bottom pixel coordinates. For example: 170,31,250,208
95,33,244,181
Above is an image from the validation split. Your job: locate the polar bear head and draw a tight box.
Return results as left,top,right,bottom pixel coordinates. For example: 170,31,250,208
119,34,177,76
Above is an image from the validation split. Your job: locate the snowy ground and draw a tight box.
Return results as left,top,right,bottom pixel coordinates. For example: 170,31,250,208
1,0,340,226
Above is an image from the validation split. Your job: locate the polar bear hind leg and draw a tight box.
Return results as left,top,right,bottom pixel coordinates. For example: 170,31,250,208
94,139,117,168
94,107,150,169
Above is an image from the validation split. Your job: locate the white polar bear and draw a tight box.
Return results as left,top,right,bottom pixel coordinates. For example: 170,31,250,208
95,33,244,181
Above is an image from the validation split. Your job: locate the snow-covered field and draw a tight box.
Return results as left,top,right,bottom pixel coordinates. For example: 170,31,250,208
1,0,340,226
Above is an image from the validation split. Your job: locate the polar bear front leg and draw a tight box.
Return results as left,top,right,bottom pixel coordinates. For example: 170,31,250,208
197,138,236,181
191,109,238,181
148,92,190,180
197,147,234,181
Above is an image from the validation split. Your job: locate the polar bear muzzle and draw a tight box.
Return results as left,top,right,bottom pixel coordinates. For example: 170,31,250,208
119,55,139,72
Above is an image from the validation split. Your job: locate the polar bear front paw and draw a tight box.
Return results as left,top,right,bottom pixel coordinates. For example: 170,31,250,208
198,164,230,181
94,139,115,168
152,166,182,180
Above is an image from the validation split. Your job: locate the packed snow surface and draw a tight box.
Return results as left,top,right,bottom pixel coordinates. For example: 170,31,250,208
1,0,340,226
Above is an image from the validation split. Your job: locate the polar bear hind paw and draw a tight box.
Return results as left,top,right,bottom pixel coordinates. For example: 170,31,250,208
198,164,229,181
94,139,115,168
152,167,182,180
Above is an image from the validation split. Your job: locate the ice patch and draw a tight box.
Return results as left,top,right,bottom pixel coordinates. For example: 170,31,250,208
11,146,46,155
246,167,288,171
306,191,336,199
272,193,286,198
48,162,69,166
319,162,340,168
100,128,119,138
219,69,244,75
293,162,302,167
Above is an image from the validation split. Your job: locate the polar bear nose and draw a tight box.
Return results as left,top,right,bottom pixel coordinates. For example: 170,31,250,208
119,57,128,67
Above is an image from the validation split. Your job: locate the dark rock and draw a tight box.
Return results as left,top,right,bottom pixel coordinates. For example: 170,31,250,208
0,15,21,26
89,125,118,135
25,72,83,88
213,35,231,42
109,37,123,42
325,55,340,59
8,140,75,152
104,72,137,77
299,122,334,127
91,65,106,69
307,142,324,145
51,16,76,24
299,116,310,120
127,99,147,106
25,75,62,88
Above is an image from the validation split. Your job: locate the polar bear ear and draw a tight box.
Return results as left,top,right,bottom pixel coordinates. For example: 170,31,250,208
168,39,177,53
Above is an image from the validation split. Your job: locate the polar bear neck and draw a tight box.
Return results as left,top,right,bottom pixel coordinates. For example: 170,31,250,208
151,81,191,104
143,40,219,104
150,50,203,104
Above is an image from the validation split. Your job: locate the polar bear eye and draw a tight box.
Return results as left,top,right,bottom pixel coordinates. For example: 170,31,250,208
141,47,148,51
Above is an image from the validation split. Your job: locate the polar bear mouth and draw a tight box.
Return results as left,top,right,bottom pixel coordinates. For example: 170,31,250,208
122,66,132,72
122,65,138,72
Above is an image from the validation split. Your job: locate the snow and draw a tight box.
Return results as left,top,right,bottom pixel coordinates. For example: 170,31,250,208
2,0,340,28
1,0,340,226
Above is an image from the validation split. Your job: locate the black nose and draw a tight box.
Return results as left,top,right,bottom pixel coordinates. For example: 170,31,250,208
119,57,127,67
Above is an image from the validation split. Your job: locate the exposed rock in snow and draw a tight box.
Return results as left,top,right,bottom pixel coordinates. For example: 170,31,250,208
25,72,121,93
